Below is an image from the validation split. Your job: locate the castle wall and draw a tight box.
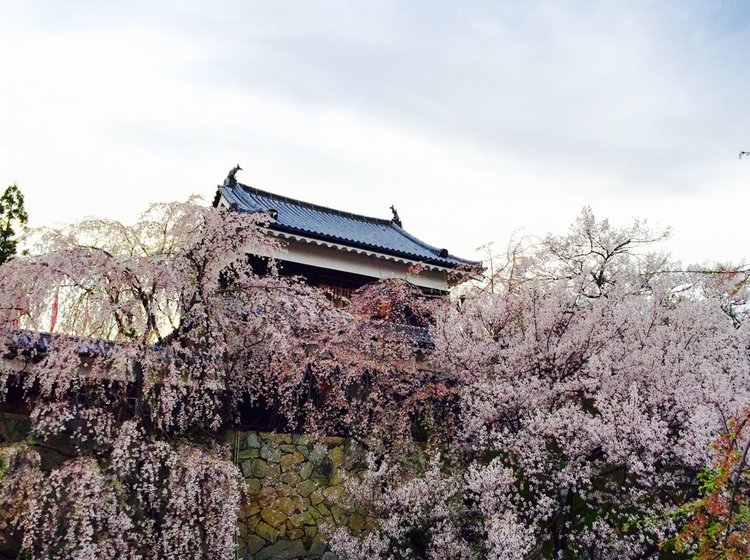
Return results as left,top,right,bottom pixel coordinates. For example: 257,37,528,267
1,414,367,560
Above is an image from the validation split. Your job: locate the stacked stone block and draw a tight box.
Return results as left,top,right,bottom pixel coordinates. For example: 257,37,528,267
236,431,373,560
0,413,371,560
0,412,30,444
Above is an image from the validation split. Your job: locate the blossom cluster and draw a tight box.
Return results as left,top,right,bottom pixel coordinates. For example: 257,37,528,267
0,200,439,558
330,209,750,559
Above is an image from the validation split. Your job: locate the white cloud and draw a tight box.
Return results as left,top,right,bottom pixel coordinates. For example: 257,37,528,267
0,1,748,265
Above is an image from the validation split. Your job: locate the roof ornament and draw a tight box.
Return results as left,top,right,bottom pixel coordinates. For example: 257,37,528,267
224,164,242,187
389,205,402,227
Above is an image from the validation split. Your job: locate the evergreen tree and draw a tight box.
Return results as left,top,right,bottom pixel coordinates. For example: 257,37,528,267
0,184,28,265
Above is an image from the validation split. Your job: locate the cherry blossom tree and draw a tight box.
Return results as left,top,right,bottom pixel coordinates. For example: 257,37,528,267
348,278,435,328
0,199,433,558
330,209,750,560
0,431,240,560
2,201,748,559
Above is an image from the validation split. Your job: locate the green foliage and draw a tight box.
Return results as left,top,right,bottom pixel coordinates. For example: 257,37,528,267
0,453,7,483
665,411,750,559
0,184,28,265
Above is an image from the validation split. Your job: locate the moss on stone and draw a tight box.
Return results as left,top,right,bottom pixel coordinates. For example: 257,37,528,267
255,521,280,543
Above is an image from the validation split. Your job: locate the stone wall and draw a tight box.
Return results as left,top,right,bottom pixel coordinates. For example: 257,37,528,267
0,411,30,444
233,430,371,560
0,413,368,560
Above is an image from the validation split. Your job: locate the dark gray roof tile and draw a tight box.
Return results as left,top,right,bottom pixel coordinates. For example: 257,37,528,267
215,183,481,269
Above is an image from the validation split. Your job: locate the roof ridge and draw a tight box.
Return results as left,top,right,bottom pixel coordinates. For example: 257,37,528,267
236,183,394,225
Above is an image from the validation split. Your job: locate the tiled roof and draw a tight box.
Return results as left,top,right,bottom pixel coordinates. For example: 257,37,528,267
214,183,481,269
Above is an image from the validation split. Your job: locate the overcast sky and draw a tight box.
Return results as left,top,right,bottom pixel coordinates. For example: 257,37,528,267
1,1,748,265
